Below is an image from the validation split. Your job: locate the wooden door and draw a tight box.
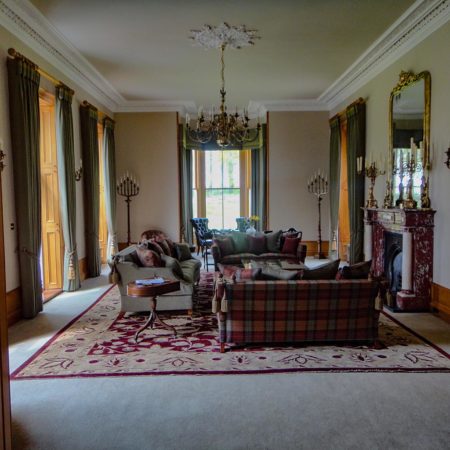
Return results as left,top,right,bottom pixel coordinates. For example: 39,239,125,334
98,123,108,264
39,93,63,290
0,152,12,448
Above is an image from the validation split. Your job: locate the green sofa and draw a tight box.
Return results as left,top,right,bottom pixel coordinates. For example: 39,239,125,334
114,245,201,313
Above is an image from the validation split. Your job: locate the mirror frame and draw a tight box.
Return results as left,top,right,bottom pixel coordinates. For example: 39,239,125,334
388,70,431,197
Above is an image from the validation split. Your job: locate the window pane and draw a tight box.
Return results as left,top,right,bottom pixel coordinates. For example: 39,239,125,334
205,189,223,229
205,151,223,188
223,151,240,188
223,189,240,229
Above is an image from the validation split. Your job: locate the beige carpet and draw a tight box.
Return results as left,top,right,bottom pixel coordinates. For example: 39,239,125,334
12,276,450,379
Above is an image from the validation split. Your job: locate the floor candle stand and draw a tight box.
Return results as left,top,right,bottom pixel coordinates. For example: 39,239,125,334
307,171,328,259
117,172,140,245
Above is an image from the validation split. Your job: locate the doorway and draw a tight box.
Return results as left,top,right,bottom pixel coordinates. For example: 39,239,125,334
39,91,63,301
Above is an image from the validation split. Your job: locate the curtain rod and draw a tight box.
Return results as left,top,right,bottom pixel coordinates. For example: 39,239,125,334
8,47,74,96
329,97,365,123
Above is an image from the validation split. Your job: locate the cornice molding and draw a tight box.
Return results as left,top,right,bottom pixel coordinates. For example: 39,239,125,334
320,0,450,110
0,0,448,114
0,0,123,112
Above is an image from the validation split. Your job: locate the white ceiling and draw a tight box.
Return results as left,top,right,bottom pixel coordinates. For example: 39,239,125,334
7,0,447,113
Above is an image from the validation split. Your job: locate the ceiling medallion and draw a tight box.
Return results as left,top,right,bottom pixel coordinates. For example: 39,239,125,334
186,23,261,147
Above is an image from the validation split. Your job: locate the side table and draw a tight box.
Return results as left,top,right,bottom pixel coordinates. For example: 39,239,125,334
127,279,180,343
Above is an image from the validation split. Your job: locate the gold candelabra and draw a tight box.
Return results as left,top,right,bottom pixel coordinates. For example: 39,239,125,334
357,157,385,208
307,171,328,259
117,172,140,245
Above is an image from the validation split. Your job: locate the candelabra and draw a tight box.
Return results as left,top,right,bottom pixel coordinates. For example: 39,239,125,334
307,171,328,259
357,157,385,208
117,172,140,245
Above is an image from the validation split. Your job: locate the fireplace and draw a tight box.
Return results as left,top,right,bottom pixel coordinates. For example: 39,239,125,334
384,232,403,309
364,208,435,311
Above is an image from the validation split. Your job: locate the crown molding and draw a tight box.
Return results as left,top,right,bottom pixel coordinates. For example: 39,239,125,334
116,101,197,115
0,0,123,112
1,0,448,114
320,0,450,111
255,99,328,112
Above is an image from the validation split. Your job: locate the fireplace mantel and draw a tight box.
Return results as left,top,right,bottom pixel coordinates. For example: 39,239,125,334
364,208,435,311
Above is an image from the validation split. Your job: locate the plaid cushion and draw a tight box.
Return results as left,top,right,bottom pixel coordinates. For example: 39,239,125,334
221,280,380,345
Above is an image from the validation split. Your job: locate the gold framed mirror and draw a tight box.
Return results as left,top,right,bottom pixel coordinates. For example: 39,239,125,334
388,70,431,208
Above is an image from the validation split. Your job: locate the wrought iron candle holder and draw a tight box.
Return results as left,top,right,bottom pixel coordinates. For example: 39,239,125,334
117,172,140,245
307,171,328,259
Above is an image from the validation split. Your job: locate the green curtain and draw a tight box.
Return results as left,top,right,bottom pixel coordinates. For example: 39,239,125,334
103,117,118,261
329,117,341,257
179,125,193,242
80,103,101,277
55,85,80,291
7,58,42,318
346,102,366,264
250,125,268,230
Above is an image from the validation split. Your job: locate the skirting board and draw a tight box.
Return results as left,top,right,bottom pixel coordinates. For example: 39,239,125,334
431,282,450,321
7,257,88,326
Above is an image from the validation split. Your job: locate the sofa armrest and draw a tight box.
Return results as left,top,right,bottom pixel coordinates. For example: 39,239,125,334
297,243,307,263
211,244,221,270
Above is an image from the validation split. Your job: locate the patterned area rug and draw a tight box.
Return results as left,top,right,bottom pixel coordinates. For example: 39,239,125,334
12,273,450,379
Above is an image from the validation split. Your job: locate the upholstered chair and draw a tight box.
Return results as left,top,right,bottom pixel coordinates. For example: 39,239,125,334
190,218,213,256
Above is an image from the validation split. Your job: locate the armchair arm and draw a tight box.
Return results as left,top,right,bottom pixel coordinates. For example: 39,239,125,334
296,243,307,263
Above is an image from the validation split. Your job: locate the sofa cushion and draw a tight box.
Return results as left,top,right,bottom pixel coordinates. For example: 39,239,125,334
158,239,172,256
135,247,162,267
337,260,372,280
260,266,298,280
213,236,235,257
301,259,341,280
145,239,164,256
230,232,249,253
175,242,192,261
281,237,300,254
248,235,266,255
235,268,262,281
265,230,282,252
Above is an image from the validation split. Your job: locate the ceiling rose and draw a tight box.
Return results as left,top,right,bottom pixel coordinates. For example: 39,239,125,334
189,22,260,49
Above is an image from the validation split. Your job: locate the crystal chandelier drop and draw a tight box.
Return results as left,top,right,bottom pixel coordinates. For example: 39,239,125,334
186,23,261,147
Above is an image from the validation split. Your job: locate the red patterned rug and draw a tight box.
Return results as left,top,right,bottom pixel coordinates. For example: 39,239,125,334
11,273,450,378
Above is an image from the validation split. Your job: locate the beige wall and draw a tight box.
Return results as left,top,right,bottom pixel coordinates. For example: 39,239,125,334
0,24,112,292
114,113,179,242
268,111,330,240
331,22,450,289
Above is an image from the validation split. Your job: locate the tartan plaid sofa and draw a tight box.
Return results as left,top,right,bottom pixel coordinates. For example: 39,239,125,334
214,278,382,352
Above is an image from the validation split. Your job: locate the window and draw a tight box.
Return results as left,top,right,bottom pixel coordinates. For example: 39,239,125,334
193,149,250,229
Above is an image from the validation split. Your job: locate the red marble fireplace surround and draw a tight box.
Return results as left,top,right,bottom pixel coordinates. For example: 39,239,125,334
364,208,435,312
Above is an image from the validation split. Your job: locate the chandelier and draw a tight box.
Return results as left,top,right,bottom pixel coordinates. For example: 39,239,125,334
186,23,261,147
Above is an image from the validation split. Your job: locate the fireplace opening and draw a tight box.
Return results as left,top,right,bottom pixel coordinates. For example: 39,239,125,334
384,232,402,309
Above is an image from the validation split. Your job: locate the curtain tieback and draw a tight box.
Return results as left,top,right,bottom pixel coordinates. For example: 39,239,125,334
21,247,39,260
66,246,78,281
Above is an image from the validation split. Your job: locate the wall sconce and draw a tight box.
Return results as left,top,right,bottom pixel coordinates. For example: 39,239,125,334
445,147,450,169
0,150,5,172
75,160,83,181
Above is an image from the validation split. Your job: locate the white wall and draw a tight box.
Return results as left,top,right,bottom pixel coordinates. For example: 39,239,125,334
268,111,330,240
114,113,180,242
331,22,450,289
